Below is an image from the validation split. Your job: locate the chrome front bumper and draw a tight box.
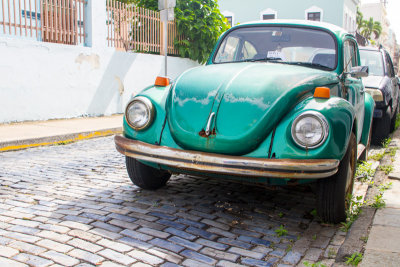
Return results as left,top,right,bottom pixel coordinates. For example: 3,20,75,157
114,135,339,179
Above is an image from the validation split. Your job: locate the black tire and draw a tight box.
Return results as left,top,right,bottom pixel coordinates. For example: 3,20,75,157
359,128,371,162
371,107,391,146
125,156,171,190
317,133,356,224
390,104,398,133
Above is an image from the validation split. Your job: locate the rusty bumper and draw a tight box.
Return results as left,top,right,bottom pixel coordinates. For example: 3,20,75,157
114,135,339,179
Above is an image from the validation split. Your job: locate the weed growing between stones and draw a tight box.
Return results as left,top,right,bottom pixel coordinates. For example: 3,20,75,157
345,252,363,266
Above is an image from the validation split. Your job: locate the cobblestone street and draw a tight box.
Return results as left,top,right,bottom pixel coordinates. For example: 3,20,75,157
0,136,356,267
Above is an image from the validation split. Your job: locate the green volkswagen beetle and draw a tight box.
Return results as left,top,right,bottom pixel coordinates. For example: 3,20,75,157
115,20,374,223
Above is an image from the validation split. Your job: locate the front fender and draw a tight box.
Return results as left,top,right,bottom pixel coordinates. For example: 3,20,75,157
361,93,375,145
269,96,355,161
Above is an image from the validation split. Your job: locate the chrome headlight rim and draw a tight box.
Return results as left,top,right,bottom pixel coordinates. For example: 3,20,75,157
125,96,155,131
291,111,329,149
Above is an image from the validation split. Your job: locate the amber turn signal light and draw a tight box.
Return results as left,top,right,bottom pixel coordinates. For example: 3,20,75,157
314,87,330,99
155,76,170,87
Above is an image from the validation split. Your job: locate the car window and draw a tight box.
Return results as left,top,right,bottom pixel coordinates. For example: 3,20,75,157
359,50,384,76
385,52,395,77
343,40,357,72
213,26,337,70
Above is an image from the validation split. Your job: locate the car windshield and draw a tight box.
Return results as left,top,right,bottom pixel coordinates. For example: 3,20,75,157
213,26,337,70
359,50,384,76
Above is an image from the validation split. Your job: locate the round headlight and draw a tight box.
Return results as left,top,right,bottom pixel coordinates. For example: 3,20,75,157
125,96,155,131
291,111,329,149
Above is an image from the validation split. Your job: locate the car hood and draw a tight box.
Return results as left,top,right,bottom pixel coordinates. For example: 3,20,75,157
166,62,339,155
362,75,385,89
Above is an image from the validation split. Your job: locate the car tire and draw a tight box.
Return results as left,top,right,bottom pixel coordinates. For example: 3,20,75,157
359,128,371,162
371,107,391,146
317,133,356,224
390,104,398,132
125,156,171,190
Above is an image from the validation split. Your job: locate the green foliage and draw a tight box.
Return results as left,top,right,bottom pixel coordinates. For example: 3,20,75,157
368,151,384,161
395,114,400,130
360,17,382,41
355,161,375,182
379,164,393,175
341,195,364,232
382,138,391,148
345,252,363,266
275,225,288,237
371,194,385,208
134,0,229,63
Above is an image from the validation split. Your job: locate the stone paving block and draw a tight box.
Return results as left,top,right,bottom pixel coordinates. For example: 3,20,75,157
36,239,74,253
0,245,19,257
176,218,206,229
89,228,122,240
67,229,101,242
157,219,186,231
186,226,218,240
128,249,164,265
38,224,70,234
106,213,137,223
164,227,196,241
120,229,153,242
9,240,47,255
37,230,72,243
62,215,93,225
68,248,104,265
138,227,170,239
232,228,262,238
200,247,239,262
8,225,40,235
0,256,28,267
160,262,182,267
366,225,400,252
304,248,323,261
182,258,213,267
200,219,230,231
91,221,123,233
195,238,229,251
282,251,302,265
241,257,272,267
373,208,400,227
100,262,126,267
238,235,271,247
180,249,217,265
10,218,41,228
97,239,132,253
60,221,92,231
216,260,244,267
228,247,264,259
150,238,185,253
168,236,203,251
149,212,176,221
361,249,400,267
3,231,41,243
41,250,80,266
108,219,139,230
134,219,166,231
67,238,103,253
98,248,136,265
218,238,252,249
207,227,236,239
118,237,153,250
13,253,53,267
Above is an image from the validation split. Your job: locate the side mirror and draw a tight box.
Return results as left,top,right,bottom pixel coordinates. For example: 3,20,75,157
350,66,369,78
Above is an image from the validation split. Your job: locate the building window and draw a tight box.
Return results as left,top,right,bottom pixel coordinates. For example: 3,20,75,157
307,12,321,21
305,6,323,22
222,11,235,27
226,16,233,27
260,8,277,20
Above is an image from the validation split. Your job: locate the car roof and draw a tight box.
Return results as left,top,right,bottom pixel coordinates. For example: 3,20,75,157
235,19,349,38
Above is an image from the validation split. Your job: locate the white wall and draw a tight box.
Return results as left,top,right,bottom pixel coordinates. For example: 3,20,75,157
0,37,199,123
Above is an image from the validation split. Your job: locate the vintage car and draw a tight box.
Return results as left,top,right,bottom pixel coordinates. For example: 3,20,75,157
115,20,374,223
359,46,400,145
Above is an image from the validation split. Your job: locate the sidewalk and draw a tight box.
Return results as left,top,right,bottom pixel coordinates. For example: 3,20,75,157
361,129,400,267
0,115,123,152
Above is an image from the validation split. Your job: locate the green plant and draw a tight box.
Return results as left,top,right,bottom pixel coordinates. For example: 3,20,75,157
285,243,293,252
386,147,398,157
328,247,337,258
360,236,368,243
355,161,375,182
312,234,317,240
275,225,288,237
345,252,363,266
303,261,327,267
368,151,384,161
278,212,284,218
382,138,391,148
371,194,385,208
134,0,229,63
341,195,364,232
379,164,393,175
395,113,400,130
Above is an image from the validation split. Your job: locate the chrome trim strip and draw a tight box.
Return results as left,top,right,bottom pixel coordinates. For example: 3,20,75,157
115,135,339,179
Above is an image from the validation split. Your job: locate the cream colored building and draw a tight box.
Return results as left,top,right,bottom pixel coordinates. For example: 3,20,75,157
360,2,390,47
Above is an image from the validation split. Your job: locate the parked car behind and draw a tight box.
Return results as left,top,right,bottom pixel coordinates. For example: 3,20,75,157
115,20,374,223
359,46,400,145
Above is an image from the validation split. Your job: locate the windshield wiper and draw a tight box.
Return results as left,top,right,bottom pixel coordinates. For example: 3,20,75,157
240,57,283,63
280,61,332,70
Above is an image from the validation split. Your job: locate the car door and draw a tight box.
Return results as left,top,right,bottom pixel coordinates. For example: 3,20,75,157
384,51,399,114
343,38,365,142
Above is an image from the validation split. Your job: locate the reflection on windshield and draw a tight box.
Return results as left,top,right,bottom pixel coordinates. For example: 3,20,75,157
213,26,337,70
359,50,384,76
